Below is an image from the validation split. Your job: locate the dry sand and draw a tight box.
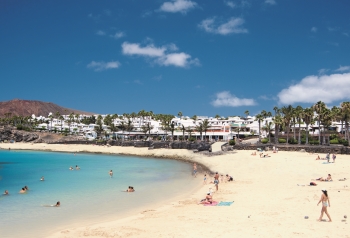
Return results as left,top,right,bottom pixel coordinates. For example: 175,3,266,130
1,143,350,238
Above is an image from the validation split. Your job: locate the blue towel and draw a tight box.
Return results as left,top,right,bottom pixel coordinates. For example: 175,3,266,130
217,201,234,206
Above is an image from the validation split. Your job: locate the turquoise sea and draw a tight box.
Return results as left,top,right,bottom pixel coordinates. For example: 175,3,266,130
0,150,198,238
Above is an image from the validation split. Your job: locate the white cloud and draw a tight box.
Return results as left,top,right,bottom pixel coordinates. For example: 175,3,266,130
211,91,256,107
122,42,166,57
335,65,350,72
311,27,317,33
122,42,199,68
87,61,120,71
111,31,125,39
224,1,236,8
277,73,350,104
159,0,197,13
96,30,106,36
265,0,276,5
318,68,329,75
199,17,248,35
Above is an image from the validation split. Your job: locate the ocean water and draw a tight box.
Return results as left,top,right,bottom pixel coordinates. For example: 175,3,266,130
0,150,198,238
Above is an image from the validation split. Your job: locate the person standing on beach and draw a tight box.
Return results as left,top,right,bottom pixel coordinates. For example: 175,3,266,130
214,172,219,191
317,189,332,222
332,154,336,163
203,174,207,184
193,163,197,177
109,170,113,178
326,153,330,163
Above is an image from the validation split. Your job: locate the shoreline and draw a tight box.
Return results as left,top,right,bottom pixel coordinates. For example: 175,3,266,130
2,143,350,237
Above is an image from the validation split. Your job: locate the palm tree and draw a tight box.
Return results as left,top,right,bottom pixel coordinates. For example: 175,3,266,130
281,105,293,144
202,119,210,141
302,108,314,145
262,121,274,143
186,126,194,140
181,125,186,141
341,102,350,141
178,111,183,119
272,114,283,143
48,114,54,133
295,106,303,144
244,110,249,118
313,101,326,144
255,113,264,142
68,112,75,134
195,123,203,141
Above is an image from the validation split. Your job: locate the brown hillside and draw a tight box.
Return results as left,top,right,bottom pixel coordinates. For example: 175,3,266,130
0,99,94,117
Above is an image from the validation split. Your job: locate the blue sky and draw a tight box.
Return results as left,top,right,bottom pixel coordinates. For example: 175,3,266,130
1,0,350,117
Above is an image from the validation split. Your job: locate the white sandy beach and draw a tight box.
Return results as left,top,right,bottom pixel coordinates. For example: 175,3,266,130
1,143,350,238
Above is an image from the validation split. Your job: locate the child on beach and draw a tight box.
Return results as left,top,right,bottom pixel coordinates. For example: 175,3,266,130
203,174,207,184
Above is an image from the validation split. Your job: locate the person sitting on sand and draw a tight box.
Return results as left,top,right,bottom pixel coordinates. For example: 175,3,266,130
226,174,233,182
4,190,9,195
251,151,256,156
310,182,317,186
326,174,333,181
19,188,26,193
55,201,60,207
316,155,320,160
198,193,213,204
40,176,45,181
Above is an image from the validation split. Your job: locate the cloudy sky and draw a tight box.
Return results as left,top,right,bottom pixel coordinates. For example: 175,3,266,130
1,0,349,116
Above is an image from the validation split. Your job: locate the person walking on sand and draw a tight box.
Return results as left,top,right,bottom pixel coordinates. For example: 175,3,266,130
193,163,197,177
317,189,332,222
203,174,207,184
109,170,113,178
326,153,330,163
332,153,336,163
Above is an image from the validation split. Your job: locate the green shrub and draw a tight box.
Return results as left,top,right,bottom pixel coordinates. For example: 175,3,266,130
229,139,235,145
330,139,339,144
261,138,269,144
301,139,306,144
189,137,195,142
278,138,286,143
309,140,320,145
330,134,339,140
288,138,298,144
340,139,349,146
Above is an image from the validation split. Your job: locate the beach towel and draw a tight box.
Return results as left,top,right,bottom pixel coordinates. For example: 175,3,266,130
203,201,218,206
217,201,234,206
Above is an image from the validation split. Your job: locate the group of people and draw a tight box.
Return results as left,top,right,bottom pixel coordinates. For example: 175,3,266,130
125,186,135,192
19,185,29,194
315,153,336,163
69,165,80,170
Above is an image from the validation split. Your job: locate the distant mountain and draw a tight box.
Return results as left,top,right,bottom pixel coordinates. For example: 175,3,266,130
0,99,94,117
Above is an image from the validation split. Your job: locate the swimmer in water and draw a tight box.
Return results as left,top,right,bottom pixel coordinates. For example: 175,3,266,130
109,170,113,178
19,188,26,194
24,186,29,191
55,201,60,207
69,166,74,170
4,190,9,195
126,186,135,192
40,176,45,181
75,165,80,170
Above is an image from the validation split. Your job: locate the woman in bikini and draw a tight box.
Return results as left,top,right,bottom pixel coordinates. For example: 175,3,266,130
317,189,332,222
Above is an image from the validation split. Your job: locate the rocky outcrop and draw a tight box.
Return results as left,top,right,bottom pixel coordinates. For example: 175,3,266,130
0,127,39,142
